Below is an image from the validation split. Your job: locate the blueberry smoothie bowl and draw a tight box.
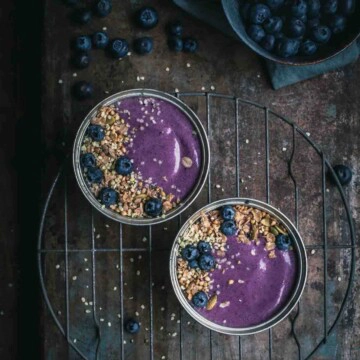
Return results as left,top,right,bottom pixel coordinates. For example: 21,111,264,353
73,89,210,225
170,198,307,335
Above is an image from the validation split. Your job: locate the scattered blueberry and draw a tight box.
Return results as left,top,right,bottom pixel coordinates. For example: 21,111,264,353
275,234,291,250
72,8,92,25
94,0,112,17
276,37,300,57
183,37,198,53
197,241,212,254
133,37,153,55
144,198,163,217
73,35,92,51
323,0,338,15
307,0,321,18
263,17,283,34
291,0,307,18
220,220,237,236
247,24,266,43
192,291,208,308
87,124,105,141
287,18,306,38
115,156,133,175
339,0,356,15
72,51,91,69
249,4,271,25
98,187,118,207
265,0,284,11
136,6,159,29
167,36,183,52
167,21,183,37
220,206,235,221
198,254,216,271
92,31,109,49
73,81,94,100
311,25,331,43
181,245,199,262
188,259,199,269
332,164,353,186
108,38,129,58
327,15,347,34
80,153,96,168
125,319,140,334
86,167,103,183
300,39,318,55
261,34,276,51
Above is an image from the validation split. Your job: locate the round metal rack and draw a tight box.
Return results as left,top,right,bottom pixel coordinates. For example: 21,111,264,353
38,92,356,360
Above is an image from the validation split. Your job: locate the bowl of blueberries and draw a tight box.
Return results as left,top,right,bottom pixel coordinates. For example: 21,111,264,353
222,0,359,64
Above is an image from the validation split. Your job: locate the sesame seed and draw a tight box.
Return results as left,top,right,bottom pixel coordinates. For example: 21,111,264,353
85,310,91,314
72,276,77,281
73,339,77,343
58,79,63,84
135,311,139,316
311,249,316,255
0,311,4,316
165,67,170,72
210,85,215,91
161,356,166,359
138,255,142,260
201,86,205,91
117,314,121,318
160,326,164,330
96,233,101,239
84,258,88,262
55,264,60,269
175,88,179,93
73,73,77,77
113,286,117,291
245,139,249,144
161,307,165,311
215,184,221,189
172,332,177,337
100,318,104,322
141,305,145,309
102,27,107,31
186,63,191,68
81,297,86,303
136,270,140,276
108,322,112,327
338,277,342,282
130,258,134,262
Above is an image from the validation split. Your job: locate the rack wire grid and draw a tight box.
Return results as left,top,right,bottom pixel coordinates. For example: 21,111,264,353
38,92,356,360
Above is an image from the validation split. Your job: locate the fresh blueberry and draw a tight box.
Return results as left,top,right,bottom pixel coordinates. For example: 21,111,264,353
276,37,300,57
87,124,105,141
167,21,183,37
197,241,212,254
188,259,199,269
311,25,331,43
73,35,92,52
339,0,356,15
144,198,163,217
115,156,133,175
62,0,79,6
261,34,276,51
198,254,216,271
80,153,96,168
125,319,140,334
298,14,307,24
99,187,118,207
327,15,347,34
108,38,129,58
307,0,321,18
332,164,352,186
247,25,266,43
275,234,291,250
167,36,183,52
181,245,199,261
86,167,103,183
220,206,235,220
220,220,237,236
264,17,283,34
307,17,320,30
136,6,159,29
192,291,208,308
249,4,271,25
133,37,153,55
291,0,307,17
93,0,112,17
73,81,93,100
72,8,92,25
92,31,109,49
72,51,91,69
274,31,285,40
287,18,306,38
323,0,338,14
300,39,318,55
265,0,284,11
183,37,198,53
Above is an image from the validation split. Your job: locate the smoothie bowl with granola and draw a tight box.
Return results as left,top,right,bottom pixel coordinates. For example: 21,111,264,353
170,198,307,335
73,89,209,225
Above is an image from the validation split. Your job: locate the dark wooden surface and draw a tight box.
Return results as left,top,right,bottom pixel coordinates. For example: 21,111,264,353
1,0,360,359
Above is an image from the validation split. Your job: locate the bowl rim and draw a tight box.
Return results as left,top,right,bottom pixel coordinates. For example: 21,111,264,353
169,197,308,335
73,88,210,226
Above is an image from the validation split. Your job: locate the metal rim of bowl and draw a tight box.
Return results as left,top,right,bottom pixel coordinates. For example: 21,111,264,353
169,198,308,336
73,88,210,226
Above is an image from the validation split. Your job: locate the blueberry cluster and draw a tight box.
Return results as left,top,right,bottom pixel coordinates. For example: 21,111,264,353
241,0,356,58
181,241,215,271
220,205,238,236
166,21,199,53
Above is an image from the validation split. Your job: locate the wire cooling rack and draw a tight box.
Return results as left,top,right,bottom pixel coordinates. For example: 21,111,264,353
38,92,356,360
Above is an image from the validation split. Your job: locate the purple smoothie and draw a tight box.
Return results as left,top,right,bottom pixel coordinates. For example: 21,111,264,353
196,236,298,327
116,96,202,200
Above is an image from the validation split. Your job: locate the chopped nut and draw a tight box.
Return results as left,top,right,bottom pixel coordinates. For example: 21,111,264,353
228,279,234,285
219,301,230,308
181,157,193,168
206,295,217,310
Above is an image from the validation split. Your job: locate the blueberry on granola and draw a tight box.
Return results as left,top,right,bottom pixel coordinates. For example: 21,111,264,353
87,125,105,141
181,245,199,262
81,153,96,168
136,6,159,29
99,187,118,207
188,259,199,269
192,291,208,308
115,156,133,175
275,234,291,251
125,319,140,334
144,198,163,217
86,167,103,184
220,220,237,236
197,241,212,254
221,205,235,221
198,254,216,271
